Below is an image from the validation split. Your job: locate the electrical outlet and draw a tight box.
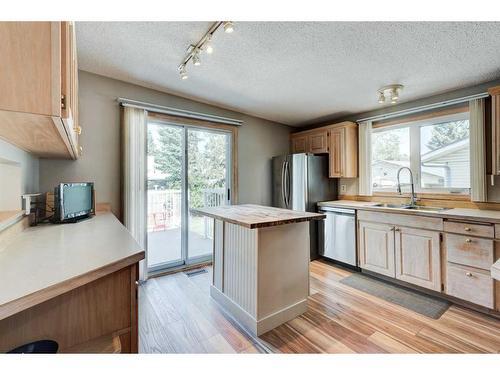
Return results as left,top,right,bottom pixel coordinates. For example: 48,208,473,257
340,184,347,194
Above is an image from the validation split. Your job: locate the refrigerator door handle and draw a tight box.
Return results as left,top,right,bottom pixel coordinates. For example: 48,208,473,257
281,161,287,207
285,160,291,208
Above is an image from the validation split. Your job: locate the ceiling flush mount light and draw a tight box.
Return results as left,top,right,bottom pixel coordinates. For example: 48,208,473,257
223,21,234,34
377,84,404,105
178,21,235,80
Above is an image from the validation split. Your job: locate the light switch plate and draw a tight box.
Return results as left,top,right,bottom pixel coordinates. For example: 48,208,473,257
340,184,347,193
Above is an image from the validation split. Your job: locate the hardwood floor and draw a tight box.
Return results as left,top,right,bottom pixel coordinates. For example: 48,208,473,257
139,267,265,353
139,260,500,353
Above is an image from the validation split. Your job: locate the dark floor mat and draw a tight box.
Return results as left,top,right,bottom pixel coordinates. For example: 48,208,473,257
340,273,450,319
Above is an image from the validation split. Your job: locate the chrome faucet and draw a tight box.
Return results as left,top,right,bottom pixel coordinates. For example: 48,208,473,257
396,167,418,207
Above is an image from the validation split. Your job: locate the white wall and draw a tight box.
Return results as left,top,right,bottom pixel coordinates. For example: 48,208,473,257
0,139,39,210
39,71,292,217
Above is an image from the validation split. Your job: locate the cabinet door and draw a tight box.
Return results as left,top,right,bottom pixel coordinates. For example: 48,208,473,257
308,131,328,153
291,135,308,153
358,221,395,277
394,227,441,291
0,22,61,116
61,21,80,158
329,128,343,177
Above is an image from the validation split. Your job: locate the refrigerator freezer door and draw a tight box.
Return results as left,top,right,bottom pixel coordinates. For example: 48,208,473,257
290,154,307,211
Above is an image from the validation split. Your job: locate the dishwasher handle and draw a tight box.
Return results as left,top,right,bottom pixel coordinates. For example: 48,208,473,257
318,207,355,216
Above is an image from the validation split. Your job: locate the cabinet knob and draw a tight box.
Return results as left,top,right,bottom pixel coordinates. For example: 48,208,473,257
394,227,400,232
75,125,82,135
464,227,471,232
465,272,473,277
465,238,472,243
391,226,396,231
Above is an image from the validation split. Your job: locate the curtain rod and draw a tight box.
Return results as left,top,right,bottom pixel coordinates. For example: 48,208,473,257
356,92,489,123
117,97,243,126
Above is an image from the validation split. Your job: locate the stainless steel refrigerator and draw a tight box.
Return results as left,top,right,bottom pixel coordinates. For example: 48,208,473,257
272,153,337,259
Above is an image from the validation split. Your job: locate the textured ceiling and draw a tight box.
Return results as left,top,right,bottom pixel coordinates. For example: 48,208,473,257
76,22,500,126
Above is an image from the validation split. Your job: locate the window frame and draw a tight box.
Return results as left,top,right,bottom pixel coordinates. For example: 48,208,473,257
371,111,471,195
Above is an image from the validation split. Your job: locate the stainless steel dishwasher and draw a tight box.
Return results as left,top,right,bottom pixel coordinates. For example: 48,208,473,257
318,206,357,266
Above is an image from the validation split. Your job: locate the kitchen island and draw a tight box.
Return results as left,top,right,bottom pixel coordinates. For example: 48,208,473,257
192,204,325,336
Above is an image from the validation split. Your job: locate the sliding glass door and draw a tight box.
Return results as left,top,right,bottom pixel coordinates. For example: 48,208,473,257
146,121,231,273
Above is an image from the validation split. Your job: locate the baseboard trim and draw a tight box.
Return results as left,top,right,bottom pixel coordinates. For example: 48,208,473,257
210,285,307,336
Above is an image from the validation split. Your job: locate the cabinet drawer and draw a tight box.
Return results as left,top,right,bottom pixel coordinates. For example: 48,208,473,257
357,210,443,231
445,234,494,270
446,263,494,308
444,221,494,238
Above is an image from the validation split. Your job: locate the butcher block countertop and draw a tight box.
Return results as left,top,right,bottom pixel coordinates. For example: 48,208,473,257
319,200,500,224
0,213,144,320
192,204,326,229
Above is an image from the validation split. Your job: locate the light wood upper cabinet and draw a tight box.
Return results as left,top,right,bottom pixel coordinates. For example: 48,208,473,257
0,22,79,159
290,122,358,178
291,134,308,154
394,227,441,291
488,86,500,175
358,220,395,277
308,130,328,154
328,124,357,178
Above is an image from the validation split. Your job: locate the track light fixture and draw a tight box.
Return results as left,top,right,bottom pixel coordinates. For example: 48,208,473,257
179,65,188,80
377,84,404,105
223,21,234,33
192,50,201,66
178,21,235,80
205,34,214,54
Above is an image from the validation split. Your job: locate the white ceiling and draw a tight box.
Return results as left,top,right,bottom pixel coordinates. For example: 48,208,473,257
76,22,500,126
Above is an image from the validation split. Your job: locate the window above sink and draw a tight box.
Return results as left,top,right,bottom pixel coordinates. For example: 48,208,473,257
371,109,470,196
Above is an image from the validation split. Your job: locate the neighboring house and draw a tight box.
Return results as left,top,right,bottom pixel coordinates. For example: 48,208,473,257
420,138,470,189
372,139,470,190
372,160,443,188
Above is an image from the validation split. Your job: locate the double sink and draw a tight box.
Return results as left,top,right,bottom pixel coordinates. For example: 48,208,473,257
372,203,449,212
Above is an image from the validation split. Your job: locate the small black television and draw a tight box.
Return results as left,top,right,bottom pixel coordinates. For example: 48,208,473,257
53,182,94,223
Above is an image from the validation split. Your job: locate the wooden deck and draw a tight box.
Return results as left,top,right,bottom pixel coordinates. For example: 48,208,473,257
139,260,500,353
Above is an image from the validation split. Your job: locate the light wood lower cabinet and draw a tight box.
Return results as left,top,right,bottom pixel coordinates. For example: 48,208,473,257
394,227,441,291
358,221,395,277
0,263,139,353
446,263,494,309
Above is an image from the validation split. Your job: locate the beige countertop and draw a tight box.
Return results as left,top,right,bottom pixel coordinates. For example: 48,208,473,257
192,204,326,229
318,200,500,224
0,213,144,320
